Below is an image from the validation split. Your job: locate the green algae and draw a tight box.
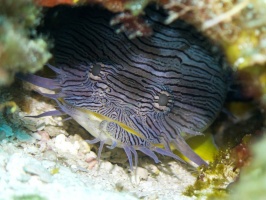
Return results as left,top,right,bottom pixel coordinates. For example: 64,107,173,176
183,148,239,199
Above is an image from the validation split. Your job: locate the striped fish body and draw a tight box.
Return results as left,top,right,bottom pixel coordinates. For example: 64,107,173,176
22,6,229,167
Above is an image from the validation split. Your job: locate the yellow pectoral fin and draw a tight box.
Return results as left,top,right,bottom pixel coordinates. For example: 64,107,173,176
154,132,218,163
174,132,218,163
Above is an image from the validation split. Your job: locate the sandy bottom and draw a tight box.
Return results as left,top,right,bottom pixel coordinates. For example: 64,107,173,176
0,84,196,200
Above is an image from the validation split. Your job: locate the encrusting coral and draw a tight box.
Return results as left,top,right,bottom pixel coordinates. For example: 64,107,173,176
0,0,51,86
161,0,266,69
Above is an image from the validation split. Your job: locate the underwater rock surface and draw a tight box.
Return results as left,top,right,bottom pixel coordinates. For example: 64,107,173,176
0,0,51,86
1,1,266,199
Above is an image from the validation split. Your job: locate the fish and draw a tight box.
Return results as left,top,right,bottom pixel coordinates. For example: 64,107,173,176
18,5,229,168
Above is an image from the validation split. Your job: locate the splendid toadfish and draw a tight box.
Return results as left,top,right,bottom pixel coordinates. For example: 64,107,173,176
18,6,229,168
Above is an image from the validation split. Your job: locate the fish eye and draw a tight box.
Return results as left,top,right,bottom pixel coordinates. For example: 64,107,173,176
91,64,101,76
158,93,168,106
